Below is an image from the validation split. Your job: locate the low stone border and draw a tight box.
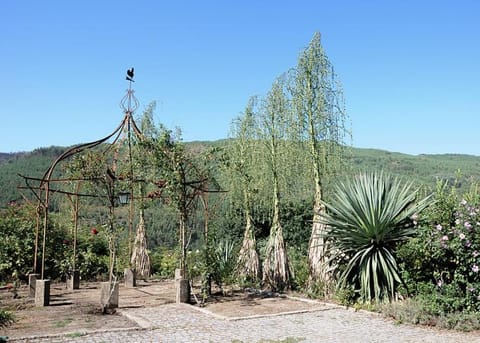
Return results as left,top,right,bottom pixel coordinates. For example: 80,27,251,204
189,303,335,321
8,326,145,342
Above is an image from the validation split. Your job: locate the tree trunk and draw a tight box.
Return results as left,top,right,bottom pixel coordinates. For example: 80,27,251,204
308,201,333,292
236,213,260,281
130,208,151,279
262,177,290,291
262,221,289,291
306,97,333,292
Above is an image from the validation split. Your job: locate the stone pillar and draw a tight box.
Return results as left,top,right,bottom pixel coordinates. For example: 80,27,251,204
35,279,50,307
100,281,119,311
175,268,190,303
28,273,40,298
67,270,80,290
124,268,136,288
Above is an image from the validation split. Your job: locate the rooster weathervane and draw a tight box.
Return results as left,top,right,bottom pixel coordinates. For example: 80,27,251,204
126,67,134,82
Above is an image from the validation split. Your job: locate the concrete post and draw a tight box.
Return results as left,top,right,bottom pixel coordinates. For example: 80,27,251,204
100,281,119,311
35,279,50,307
124,268,136,288
67,269,80,290
28,273,40,298
175,268,190,303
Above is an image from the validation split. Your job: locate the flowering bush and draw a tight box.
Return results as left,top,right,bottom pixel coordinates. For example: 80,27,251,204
428,199,480,311
398,183,480,313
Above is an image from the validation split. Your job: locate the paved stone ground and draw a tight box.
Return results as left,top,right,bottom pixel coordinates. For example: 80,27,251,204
10,303,480,342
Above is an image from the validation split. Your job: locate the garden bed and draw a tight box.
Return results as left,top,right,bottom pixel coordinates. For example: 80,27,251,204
192,287,328,319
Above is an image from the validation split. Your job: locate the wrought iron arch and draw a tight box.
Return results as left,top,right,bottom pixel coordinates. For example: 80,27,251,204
20,71,145,280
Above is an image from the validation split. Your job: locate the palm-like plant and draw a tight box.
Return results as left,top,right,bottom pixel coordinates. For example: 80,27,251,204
323,172,430,302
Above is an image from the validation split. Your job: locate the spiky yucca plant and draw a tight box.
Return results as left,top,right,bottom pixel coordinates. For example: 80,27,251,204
323,172,430,302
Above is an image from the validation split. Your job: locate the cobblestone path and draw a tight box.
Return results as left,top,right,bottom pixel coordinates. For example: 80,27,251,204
10,303,480,342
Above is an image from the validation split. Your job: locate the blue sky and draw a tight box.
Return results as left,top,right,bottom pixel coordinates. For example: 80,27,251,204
2,1,479,155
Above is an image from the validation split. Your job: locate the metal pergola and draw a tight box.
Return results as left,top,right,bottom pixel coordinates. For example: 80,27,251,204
20,69,144,280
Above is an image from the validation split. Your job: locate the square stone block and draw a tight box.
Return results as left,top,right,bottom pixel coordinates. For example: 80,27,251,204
28,273,40,298
35,279,50,307
67,269,80,290
176,278,190,304
100,281,119,310
124,268,136,288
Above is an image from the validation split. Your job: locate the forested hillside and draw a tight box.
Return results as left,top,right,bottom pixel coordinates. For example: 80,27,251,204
351,148,480,190
0,146,68,205
1,143,479,208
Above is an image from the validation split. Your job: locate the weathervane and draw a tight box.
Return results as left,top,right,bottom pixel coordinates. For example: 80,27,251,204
126,67,134,82
120,67,139,114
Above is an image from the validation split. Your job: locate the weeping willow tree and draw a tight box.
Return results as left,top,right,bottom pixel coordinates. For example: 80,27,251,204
292,32,350,291
227,97,261,282
259,78,293,291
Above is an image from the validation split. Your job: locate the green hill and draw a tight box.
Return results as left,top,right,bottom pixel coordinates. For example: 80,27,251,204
1,143,479,207
351,148,480,190
0,146,67,205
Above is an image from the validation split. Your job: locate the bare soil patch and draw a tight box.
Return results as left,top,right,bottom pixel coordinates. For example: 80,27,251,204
0,279,175,340
192,288,326,318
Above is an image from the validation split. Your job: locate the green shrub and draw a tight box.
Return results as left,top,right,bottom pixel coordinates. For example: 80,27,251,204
212,239,238,287
288,246,309,291
0,203,72,282
281,200,312,252
399,181,480,313
198,231,238,292
187,249,204,280
0,309,15,327
323,172,430,302
150,248,179,279
335,286,357,306
381,296,480,331
56,226,110,281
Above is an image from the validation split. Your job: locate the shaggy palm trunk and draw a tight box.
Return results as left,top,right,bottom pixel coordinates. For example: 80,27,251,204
262,221,289,291
307,117,332,291
308,200,331,286
236,211,260,281
262,178,290,291
130,208,151,279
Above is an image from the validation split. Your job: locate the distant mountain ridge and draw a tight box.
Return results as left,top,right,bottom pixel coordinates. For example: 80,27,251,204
1,142,480,207
0,152,26,163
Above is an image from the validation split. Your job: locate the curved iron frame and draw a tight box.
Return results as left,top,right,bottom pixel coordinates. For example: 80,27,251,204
20,77,144,280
